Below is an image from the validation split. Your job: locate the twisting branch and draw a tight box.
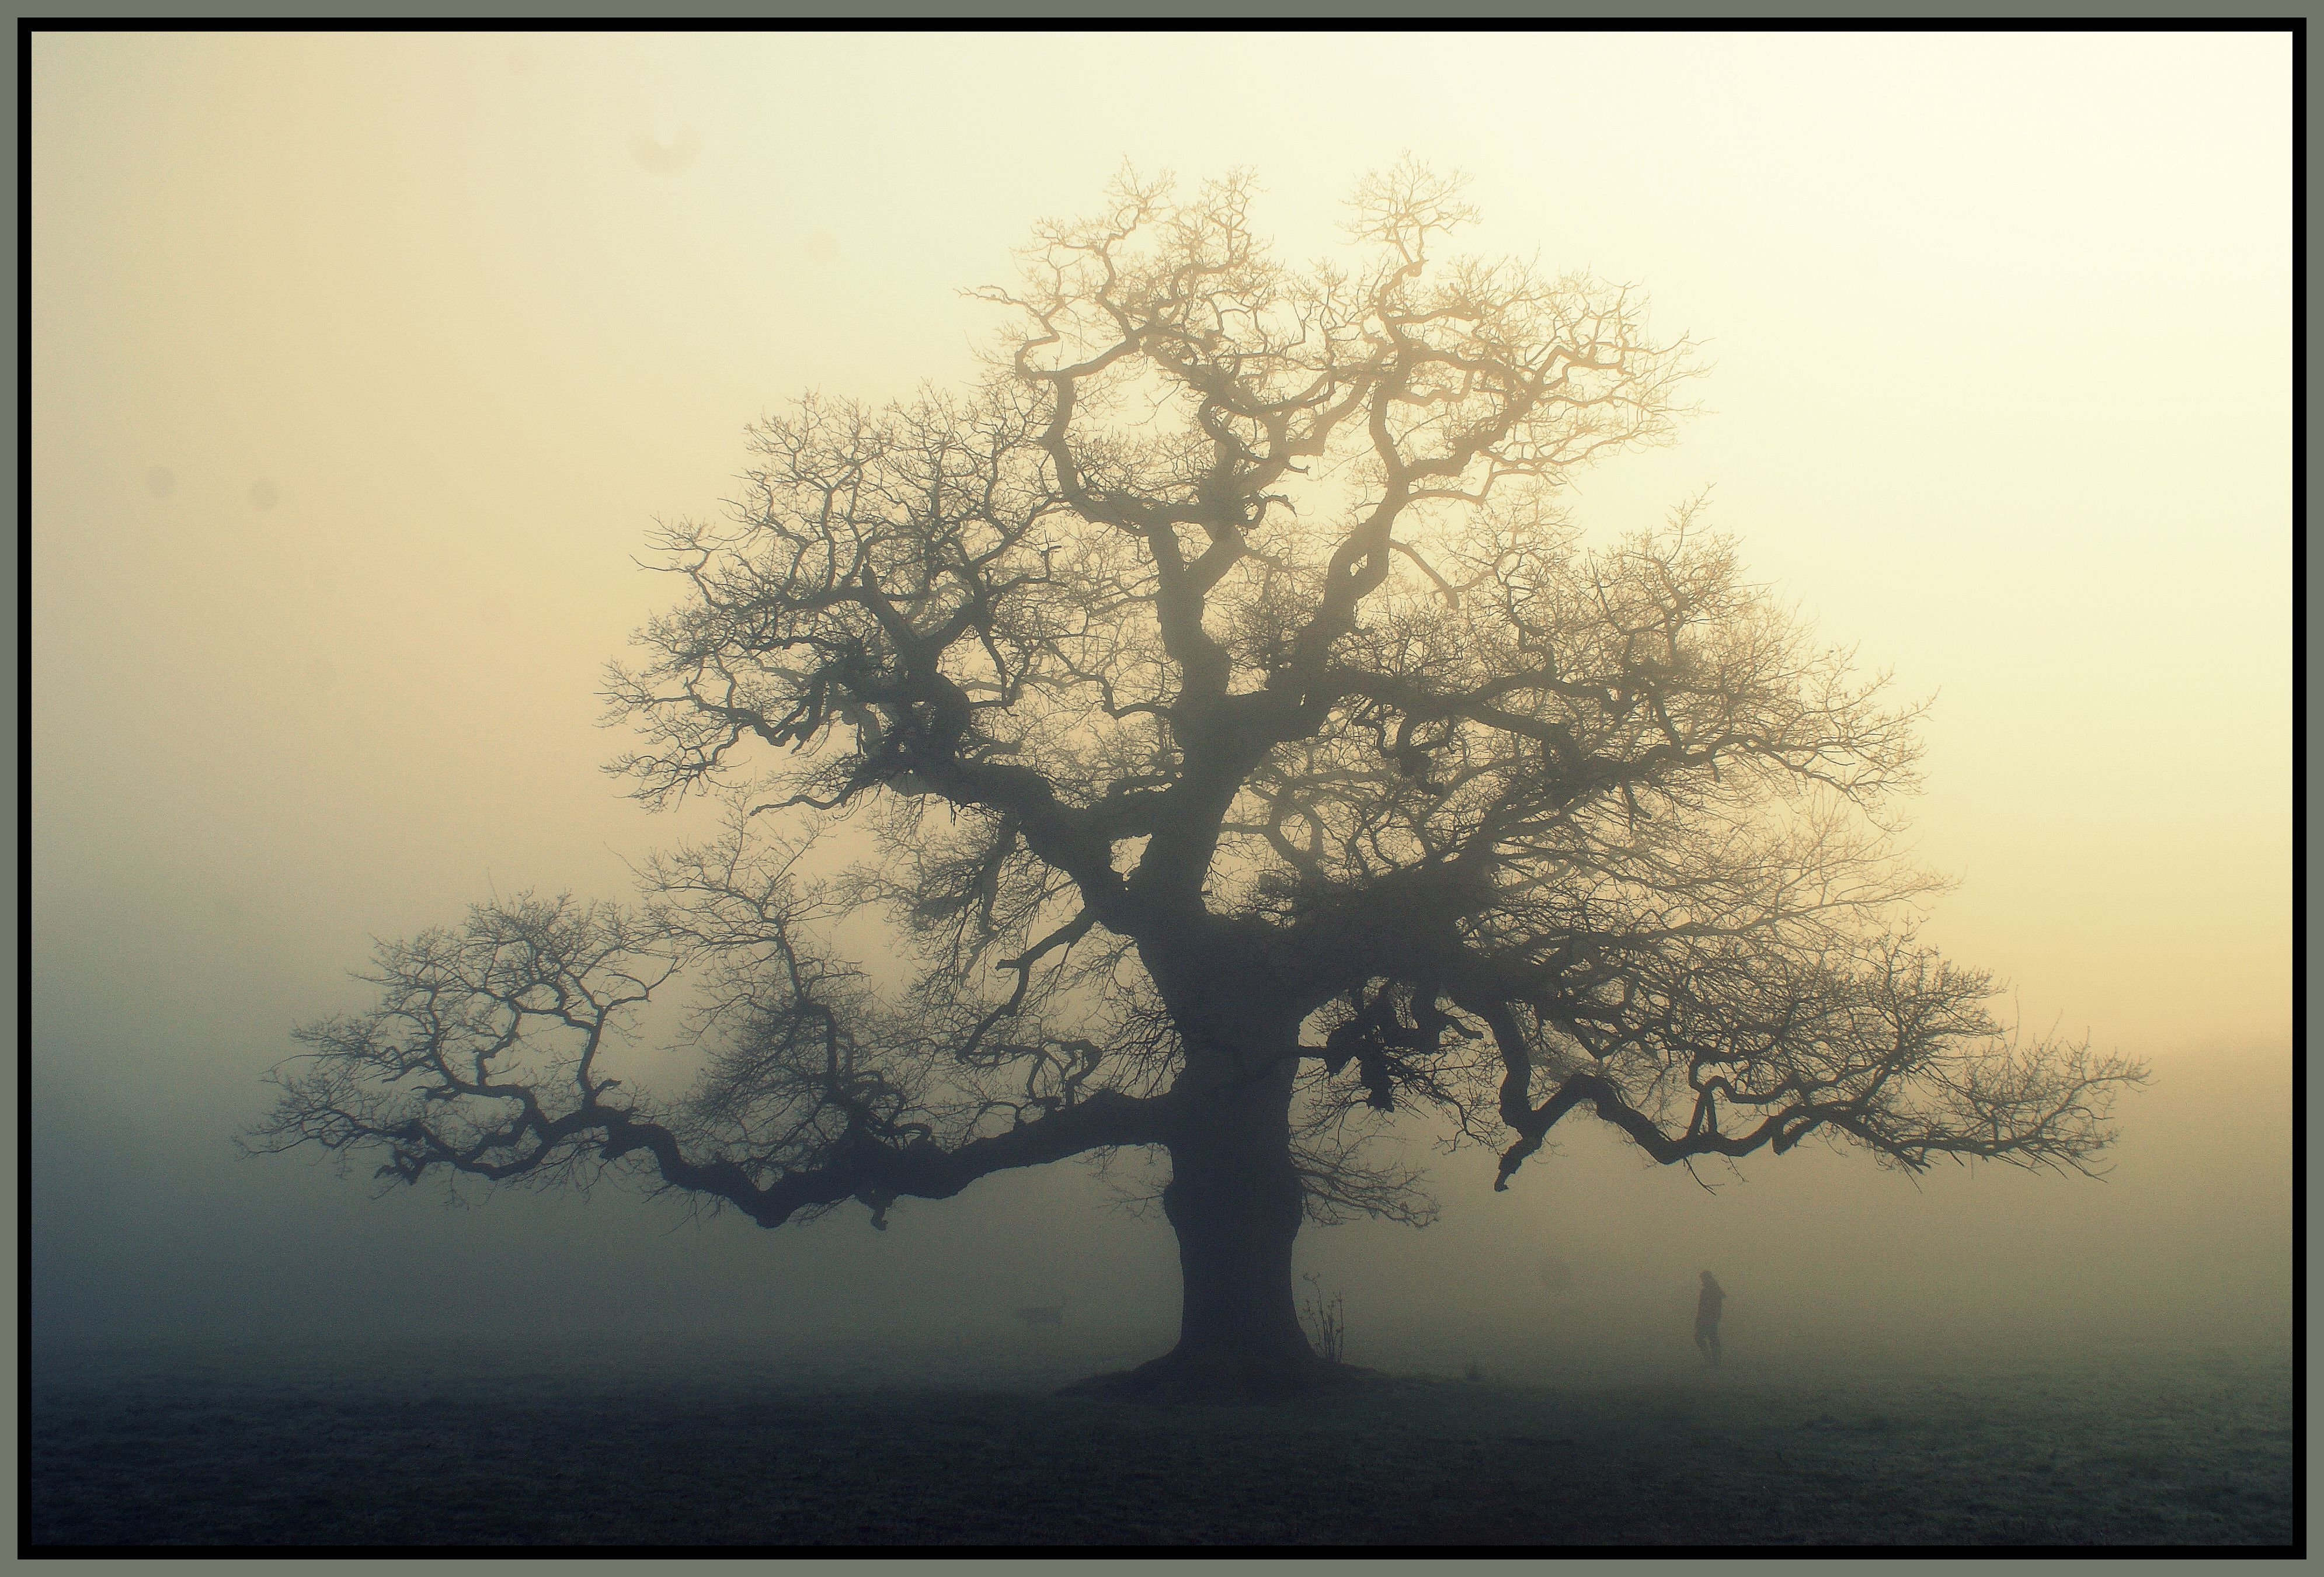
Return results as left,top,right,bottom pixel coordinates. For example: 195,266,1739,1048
245,883,1181,1232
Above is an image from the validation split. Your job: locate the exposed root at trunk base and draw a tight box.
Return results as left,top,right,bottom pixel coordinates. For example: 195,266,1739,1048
1057,1347,1380,1402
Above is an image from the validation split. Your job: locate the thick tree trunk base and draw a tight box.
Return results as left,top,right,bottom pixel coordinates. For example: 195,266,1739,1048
1057,1346,1378,1402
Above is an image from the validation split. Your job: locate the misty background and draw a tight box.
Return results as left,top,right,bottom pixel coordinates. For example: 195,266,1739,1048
32,33,2290,1375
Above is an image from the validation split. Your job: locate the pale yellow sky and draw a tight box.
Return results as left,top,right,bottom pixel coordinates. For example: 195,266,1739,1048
28,32,2292,1353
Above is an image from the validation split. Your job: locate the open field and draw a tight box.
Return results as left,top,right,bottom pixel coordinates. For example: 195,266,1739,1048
29,1332,2292,1548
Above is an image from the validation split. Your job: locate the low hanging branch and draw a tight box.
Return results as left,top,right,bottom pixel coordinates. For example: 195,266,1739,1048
242,890,1180,1231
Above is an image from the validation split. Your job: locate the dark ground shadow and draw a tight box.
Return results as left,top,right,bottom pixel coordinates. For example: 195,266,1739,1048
28,1339,2292,1547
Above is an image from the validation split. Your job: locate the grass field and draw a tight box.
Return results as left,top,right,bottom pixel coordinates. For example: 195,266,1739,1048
28,1332,2292,1547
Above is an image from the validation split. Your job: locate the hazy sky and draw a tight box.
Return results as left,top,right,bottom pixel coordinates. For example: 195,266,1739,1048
30,31,2291,1357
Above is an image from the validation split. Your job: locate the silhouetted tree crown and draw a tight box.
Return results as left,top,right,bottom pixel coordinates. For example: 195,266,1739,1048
251,164,2141,1394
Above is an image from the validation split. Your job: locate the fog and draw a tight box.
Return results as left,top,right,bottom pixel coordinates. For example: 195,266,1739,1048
32,33,2291,1381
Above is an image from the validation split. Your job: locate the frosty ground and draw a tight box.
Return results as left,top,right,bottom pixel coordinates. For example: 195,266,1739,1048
29,1330,2291,1547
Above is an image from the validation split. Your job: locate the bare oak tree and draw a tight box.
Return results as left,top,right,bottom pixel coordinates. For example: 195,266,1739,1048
249,165,2143,1396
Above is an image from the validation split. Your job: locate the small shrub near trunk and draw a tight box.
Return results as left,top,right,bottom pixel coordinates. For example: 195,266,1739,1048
1299,1275,1347,1365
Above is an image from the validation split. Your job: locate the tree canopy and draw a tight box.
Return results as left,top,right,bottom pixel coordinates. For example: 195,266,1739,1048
251,163,2141,1391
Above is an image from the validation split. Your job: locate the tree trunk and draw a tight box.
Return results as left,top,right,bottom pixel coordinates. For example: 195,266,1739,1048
1063,1048,1357,1399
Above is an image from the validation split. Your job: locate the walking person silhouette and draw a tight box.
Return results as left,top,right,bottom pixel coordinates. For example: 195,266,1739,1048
1695,1271,1725,1365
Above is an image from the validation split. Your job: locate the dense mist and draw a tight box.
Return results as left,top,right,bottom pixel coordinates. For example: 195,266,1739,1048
31,1031,2291,1373
33,27,2289,1427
